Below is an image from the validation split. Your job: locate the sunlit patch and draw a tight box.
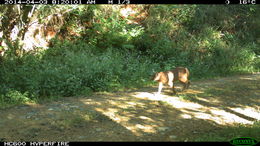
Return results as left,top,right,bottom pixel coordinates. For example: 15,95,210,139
210,109,255,124
133,92,162,100
132,91,258,125
192,112,213,121
181,114,192,119
135,124,157,133
184,89,204,94
139,116,154,122
124,124,157,136
239,77,256,80
94,106,158,136
126,102,137,106
229,107,260,121
24,102,37,106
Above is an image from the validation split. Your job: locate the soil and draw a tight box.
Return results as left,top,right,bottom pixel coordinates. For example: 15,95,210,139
0,73,259,141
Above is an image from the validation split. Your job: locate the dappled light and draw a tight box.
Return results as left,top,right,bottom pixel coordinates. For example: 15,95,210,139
76,74,259,139
133,91,259,125
82,96,163,136
1,5,260,141
0,74,259,141
79,74,260,139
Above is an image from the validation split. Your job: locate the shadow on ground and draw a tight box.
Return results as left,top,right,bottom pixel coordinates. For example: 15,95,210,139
0,74,259,141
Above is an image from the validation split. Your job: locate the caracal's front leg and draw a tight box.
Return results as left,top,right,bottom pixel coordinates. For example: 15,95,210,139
157,82,163,95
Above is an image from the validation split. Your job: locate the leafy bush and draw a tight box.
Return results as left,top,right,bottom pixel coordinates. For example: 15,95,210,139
0,90,32,108
0,41,160,102
0,5,259,108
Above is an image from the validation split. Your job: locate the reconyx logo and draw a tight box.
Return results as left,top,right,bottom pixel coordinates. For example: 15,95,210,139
230,137,258,146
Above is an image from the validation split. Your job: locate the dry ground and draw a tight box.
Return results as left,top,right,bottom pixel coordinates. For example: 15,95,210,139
0,73,259,141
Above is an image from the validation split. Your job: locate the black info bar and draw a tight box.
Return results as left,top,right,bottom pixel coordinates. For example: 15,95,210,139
2,142,69,146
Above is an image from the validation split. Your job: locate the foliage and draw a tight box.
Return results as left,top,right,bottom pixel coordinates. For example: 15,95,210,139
0,5,259,107
0,90,32,109
0,41,159,102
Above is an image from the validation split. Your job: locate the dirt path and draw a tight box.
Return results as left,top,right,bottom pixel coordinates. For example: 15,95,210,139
0,74,259,141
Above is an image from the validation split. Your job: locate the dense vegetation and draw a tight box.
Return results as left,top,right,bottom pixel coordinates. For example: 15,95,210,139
0,5,259,107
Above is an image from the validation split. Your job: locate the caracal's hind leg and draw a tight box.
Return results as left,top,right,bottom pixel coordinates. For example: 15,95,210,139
172,84,177,95
180,82,187,91
168,81,176,95
180,80,190,92
186,81,190,90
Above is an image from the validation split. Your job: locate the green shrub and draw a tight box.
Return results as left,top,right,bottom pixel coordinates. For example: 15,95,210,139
0,90,33,108
0,43,160,100
0,5,259,106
